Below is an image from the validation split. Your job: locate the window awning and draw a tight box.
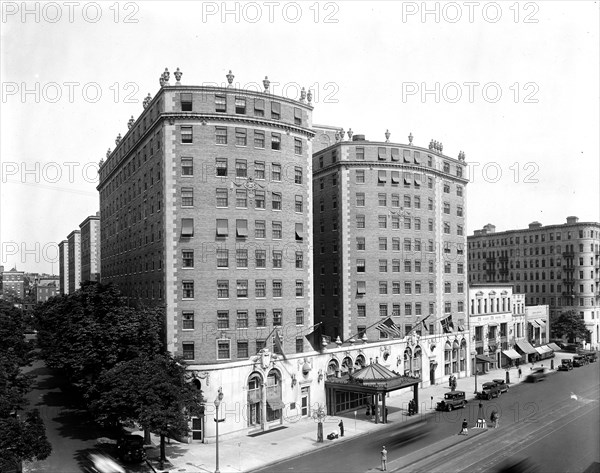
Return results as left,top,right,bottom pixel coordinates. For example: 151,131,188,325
536,319,547,327
414,152,421,164
254,98,265,110
391,148,399,161
414,174,422,186
515,340,537,355
529,320,540,328
295,223,304,240
534,346,545,355
403,150,411,163
294,107,302,119
267,399,285,411
378,170,387,182
547,343,561,351
357,281,366,295
502,349,522,360
271,102,281,113
236,219,248,237
403,173,412,184
391,171,400,184
540,345,553,354
378,147,387,160
181,218,194,237
216,219,228,237
476,354,495,363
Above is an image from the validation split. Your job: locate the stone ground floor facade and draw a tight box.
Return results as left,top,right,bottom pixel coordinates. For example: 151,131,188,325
185,330,471,442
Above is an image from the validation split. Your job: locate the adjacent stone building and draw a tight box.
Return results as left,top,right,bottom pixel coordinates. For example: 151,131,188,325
58,240,69,295
66,230,81,294
79,214,101,283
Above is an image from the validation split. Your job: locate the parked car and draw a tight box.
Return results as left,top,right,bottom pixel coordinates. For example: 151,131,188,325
116,434,146,463
436,391,467,411
525,367,546,382
573,356,588,367
477,382,501,400
563,344,579,353
557,359,573,371
492,379,510,393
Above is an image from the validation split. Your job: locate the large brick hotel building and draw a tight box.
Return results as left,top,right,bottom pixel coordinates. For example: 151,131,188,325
98,70,315,364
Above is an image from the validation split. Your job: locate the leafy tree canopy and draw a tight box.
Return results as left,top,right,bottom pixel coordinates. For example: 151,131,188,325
552,310,590,342
0,410,52,464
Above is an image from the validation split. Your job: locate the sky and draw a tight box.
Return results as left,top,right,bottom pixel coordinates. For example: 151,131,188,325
1,1,599,274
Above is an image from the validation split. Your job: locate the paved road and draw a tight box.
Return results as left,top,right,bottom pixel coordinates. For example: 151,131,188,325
22,358,150,473
253,362,600,473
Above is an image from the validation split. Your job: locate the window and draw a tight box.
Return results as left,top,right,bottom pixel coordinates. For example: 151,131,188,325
404,260,412,272
216,188,228,207
182,311,194,329
379,281,388,294
378,147,387,160
273,280,282,297
296,308,304,325
295,138,302,155
272,250,283,268
236,249,248,268
181,126,193,143
443,202,450,214
443,183,450,193
237,280,248,298
295,251,304,269
296,280,304,297
271,101,281,119
181,157,193,176
237,310,249,329
294,107,302,125
294,195,303,213
216,158,228,176
256,310,266,327
272,309,283,327
181,187,193,207
235,160,247,178
356,193,365,206
379,237,388,251
443,222,450,234
215,94,227,112
255,190,265,209
295,223,304,241
216,249,228,268
356,259,366,272
181,218,194,237
237,341,249,359
217,340,230,360
379,259,388,272
216,127,227,144
457,205,463,217
235,128,247,146
272,163,281,181
405,303,412,316
357,215,366,228
255,249,266,269
443,162,450,173
217,280,229,298
272,193,282,210
236,189,247,208
271,133,281,150
254,130,265,148
405,282,412,294
356,170,365,183
256,280,267,298
295,338,304,353
457,186,463,196
182,281,194,299
271,221,282,239
378,170,387,184
182,250,194,268
414,196,421,209
254,98,265,116
404,217,411,230
182,342,194,360
379,215,387,228
255,220,266,238
356,147,365,160
457,225,464,236
235,97,246,114
180,92,192,111
379,193,387,206
392,259,401,272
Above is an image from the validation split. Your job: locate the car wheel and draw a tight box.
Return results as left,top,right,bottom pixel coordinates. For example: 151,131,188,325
448,405,453,411
461,401,466,408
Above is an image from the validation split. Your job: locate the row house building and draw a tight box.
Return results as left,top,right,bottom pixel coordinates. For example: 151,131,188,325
468,217,600,349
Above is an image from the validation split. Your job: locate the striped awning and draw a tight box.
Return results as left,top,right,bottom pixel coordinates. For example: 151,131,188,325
529,320,540,328
502,349,522,360
516,341,537,355
547,343,561,351
535,347,545,355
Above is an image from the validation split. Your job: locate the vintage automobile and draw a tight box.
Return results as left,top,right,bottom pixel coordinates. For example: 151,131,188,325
585,353,598,363
572,355,588,367
116,434,146,463
477,382,501,400
557,359,574,371
436,391,467,411
525,367,546,382
492,379,510,393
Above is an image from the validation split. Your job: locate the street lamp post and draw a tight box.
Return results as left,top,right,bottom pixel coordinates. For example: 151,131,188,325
471,350,478,394
214,387,224,473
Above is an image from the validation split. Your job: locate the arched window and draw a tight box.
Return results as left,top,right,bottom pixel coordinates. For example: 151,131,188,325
247,373,263,427
404,347,412,375
266,369,282,423
460,340,467,371
444,342,452,375
341,357,353,374
327,359,339,377
354,355,366,369
413,346,422,380
452,341,459,373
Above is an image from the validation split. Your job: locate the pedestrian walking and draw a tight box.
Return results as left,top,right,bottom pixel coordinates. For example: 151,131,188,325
338,420,344,437
490,410,499,428
518,368,522,379
380,446,388,471
459,418,468,435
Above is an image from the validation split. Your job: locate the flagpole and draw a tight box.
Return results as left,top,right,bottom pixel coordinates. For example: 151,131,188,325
341,316,400,344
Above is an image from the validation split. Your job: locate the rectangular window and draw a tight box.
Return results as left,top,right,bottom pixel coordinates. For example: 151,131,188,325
356,215,365,228
379,259,388,272
356,147,365,160
255,250,266,268
271,133,281,150
216,249,228,268
215,127,227,144
236,189,247,208
182,311,194,329
181,126,193,143
181,218,194,237
182,342,194,360
215,94,227,112
378,170,387,184
356,170,365,183
217,280,229,299
216,158,228,176
273,280,282,298
217,340,230,360
392,259,401,272
294,167,303,184
295,251,304,269
237,310,249,329
237,341,249,359
256,310,266,327
378,193,387,206
405,303,412,316
273,309,282,326
237,280,248,298
271,101,281,119
254,130,265,148
272,163,281,181
235,128,247,146
356,193,365,206
296,308,304,325
294,195,303,212
182,280,194,299
357,237,366,250
272,222,283,240
216,188,228,207
181,157,193,176
296,280,304,297
272,250,283,269
255,220,266,238
182,250,194,268
254,98,265,116
272,193,282,210
235,97,246,114
294,107,302,125
379,215,387,228
378,147,387,160
255,190,265,209
379,281,388,294
181,187,193,207
236,249,248,268
181,92,192,111
295,138,302,155
236,159,247,177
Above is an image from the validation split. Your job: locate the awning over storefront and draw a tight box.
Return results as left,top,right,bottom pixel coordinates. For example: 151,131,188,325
535,347,545,355
537,319,547,327
516,341,537,355
529,320,540,328
502,349,522,360
266,399,286,411
547,343,561,351
488,344,497,352
539,345,553,354
476,354,495,363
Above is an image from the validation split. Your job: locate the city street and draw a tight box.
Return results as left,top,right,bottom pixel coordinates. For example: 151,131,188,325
253,363,600,473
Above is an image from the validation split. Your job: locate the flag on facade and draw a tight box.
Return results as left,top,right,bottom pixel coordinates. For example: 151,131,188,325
305,323,324,352
441,314,454,334
273,330,287,359
376,316,403,338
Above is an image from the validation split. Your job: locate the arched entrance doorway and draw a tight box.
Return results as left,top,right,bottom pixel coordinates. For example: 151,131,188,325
247,372,263,428
266,369,283,424
413,346,422,380
404,347,412,375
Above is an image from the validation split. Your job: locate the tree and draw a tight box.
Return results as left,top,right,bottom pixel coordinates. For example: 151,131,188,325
34,282,164,392
0,301,51,467
89,354,204,466
552,310,590,343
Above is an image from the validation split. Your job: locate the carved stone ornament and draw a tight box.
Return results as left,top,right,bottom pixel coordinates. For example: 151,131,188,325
191,370,210,386
263,76,270,93
307,89,313,104
226,70,234,87
408,132,414,145
127,116,134,129
347,128,353,140
385,129,390,142
163,67,170,84
143,93,152,109
258,348,273,370
174,67,182,84
300,87,306,102
115,133,121,145
106,148,111,158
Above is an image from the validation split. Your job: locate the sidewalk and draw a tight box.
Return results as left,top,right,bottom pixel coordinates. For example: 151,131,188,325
145,354,570,473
